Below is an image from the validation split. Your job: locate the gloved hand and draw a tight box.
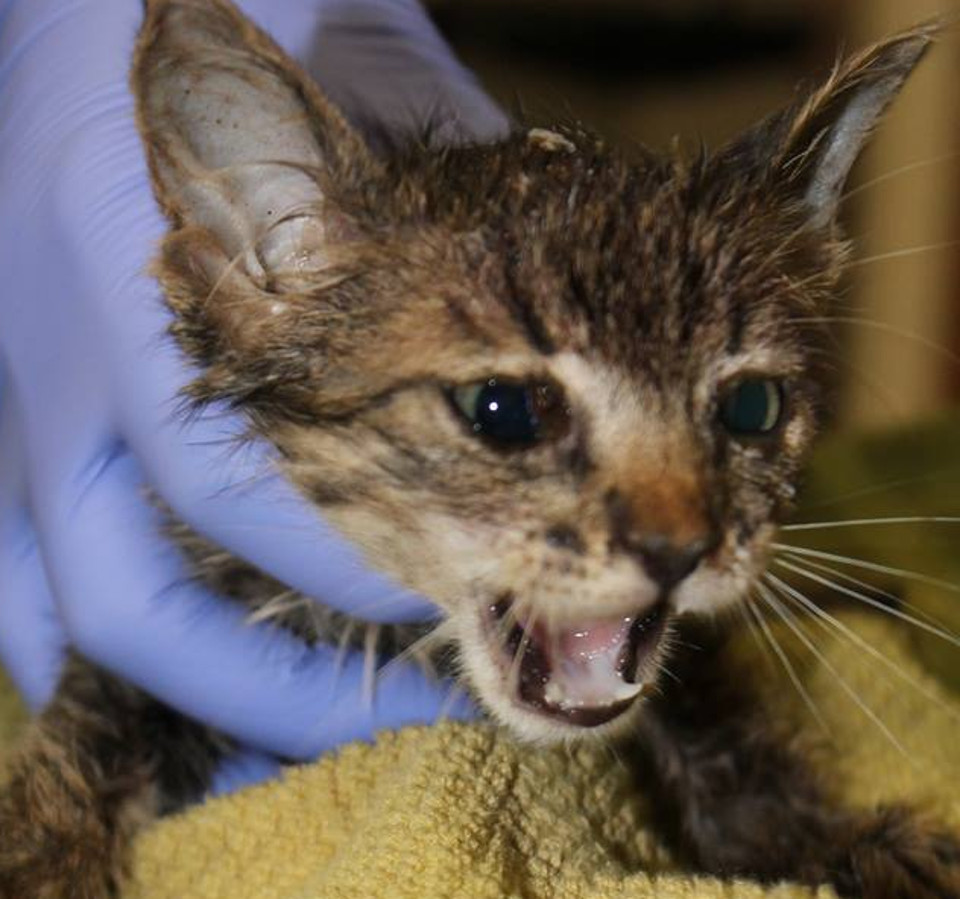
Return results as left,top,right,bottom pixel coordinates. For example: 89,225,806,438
0,0,509,786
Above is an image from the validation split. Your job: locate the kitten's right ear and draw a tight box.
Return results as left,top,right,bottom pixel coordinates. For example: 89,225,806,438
134,0,373,290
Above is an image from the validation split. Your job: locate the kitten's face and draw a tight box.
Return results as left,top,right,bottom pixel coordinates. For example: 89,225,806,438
258,136,831,741
135,1,928,742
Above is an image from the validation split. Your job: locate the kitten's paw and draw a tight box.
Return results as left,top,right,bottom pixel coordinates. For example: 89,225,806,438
833,806,960,899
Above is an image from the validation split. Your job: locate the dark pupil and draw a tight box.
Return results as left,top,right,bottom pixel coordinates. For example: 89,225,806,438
721,379,777,434
474,381,538,445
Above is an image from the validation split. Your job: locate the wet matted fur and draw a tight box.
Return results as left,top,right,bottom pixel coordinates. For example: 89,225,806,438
0,2,957,897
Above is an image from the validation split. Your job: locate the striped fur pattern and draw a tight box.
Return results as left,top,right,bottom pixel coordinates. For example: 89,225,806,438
0,2,956,896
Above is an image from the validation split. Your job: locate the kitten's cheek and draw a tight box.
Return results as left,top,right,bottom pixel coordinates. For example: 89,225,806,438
671,529,775,616
671,570,747,616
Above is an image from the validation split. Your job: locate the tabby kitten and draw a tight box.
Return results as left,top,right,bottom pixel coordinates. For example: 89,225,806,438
0,1,957,897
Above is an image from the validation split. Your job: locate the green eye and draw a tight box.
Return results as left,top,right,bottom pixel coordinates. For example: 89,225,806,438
719,379,784,437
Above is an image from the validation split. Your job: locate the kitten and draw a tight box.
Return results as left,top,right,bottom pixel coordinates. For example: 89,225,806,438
1,1,958,896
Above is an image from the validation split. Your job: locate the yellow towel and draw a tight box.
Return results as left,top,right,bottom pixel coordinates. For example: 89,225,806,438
2,418,960,898
0,610,956,899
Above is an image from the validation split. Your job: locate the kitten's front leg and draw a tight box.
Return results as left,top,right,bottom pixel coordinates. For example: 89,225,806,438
0,655,225,899
631,629,960,899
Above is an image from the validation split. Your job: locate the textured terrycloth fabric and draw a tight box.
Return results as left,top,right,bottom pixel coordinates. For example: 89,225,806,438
1,610,957,899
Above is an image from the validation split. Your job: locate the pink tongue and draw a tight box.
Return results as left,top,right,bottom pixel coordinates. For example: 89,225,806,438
535,615,644,710
554,617,633,663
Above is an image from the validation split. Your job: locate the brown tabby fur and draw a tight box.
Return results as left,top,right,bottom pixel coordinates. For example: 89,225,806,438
1,1,958,896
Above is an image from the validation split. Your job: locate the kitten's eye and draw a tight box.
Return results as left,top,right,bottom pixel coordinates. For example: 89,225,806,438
451,378,568,447
719,378,784,437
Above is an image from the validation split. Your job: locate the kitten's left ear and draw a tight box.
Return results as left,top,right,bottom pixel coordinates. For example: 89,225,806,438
767,26,935,229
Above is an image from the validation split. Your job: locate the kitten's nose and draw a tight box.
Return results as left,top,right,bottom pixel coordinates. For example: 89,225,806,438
607,490,718,591
630,534,715,590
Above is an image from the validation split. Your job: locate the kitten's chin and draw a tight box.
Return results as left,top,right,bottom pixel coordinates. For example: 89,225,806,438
458,596,670,743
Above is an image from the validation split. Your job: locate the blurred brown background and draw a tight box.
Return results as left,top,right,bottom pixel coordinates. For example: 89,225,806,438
427,0,960,433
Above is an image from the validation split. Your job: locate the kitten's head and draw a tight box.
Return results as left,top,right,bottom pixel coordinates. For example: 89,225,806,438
134,0,931,741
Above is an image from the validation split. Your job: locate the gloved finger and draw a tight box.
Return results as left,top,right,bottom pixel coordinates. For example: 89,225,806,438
302,0,510,143
208,747,284,797
224,1,509,143
210,679,474,796
0,516,63,711
27,444,475,758
0,391,64,709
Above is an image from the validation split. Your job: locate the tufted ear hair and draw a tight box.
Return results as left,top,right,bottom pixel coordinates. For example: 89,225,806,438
134,0,375,292
728,26,935,230
134,0,390,411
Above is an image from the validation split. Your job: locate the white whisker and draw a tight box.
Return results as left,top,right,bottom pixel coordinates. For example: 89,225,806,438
375,619,456,684
772,553,960,648
506,604,537,700
766,571,960,725
771,554,956,637
783,516,960,532
736,600,780,676
332,619,357,683
841,152,960,202
799,471,960,512
759,578,909,759
773,542,960,596
848,239,960,268
745,593,831,736
361,624,381,707
245,589,303,626
773,556,960,648
655,658,682,686
787,316,960,367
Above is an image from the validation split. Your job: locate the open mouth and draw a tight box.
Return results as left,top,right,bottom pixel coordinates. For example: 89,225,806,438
484,595,668,728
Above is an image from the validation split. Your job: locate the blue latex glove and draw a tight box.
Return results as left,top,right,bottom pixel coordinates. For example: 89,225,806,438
0,0,508,783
